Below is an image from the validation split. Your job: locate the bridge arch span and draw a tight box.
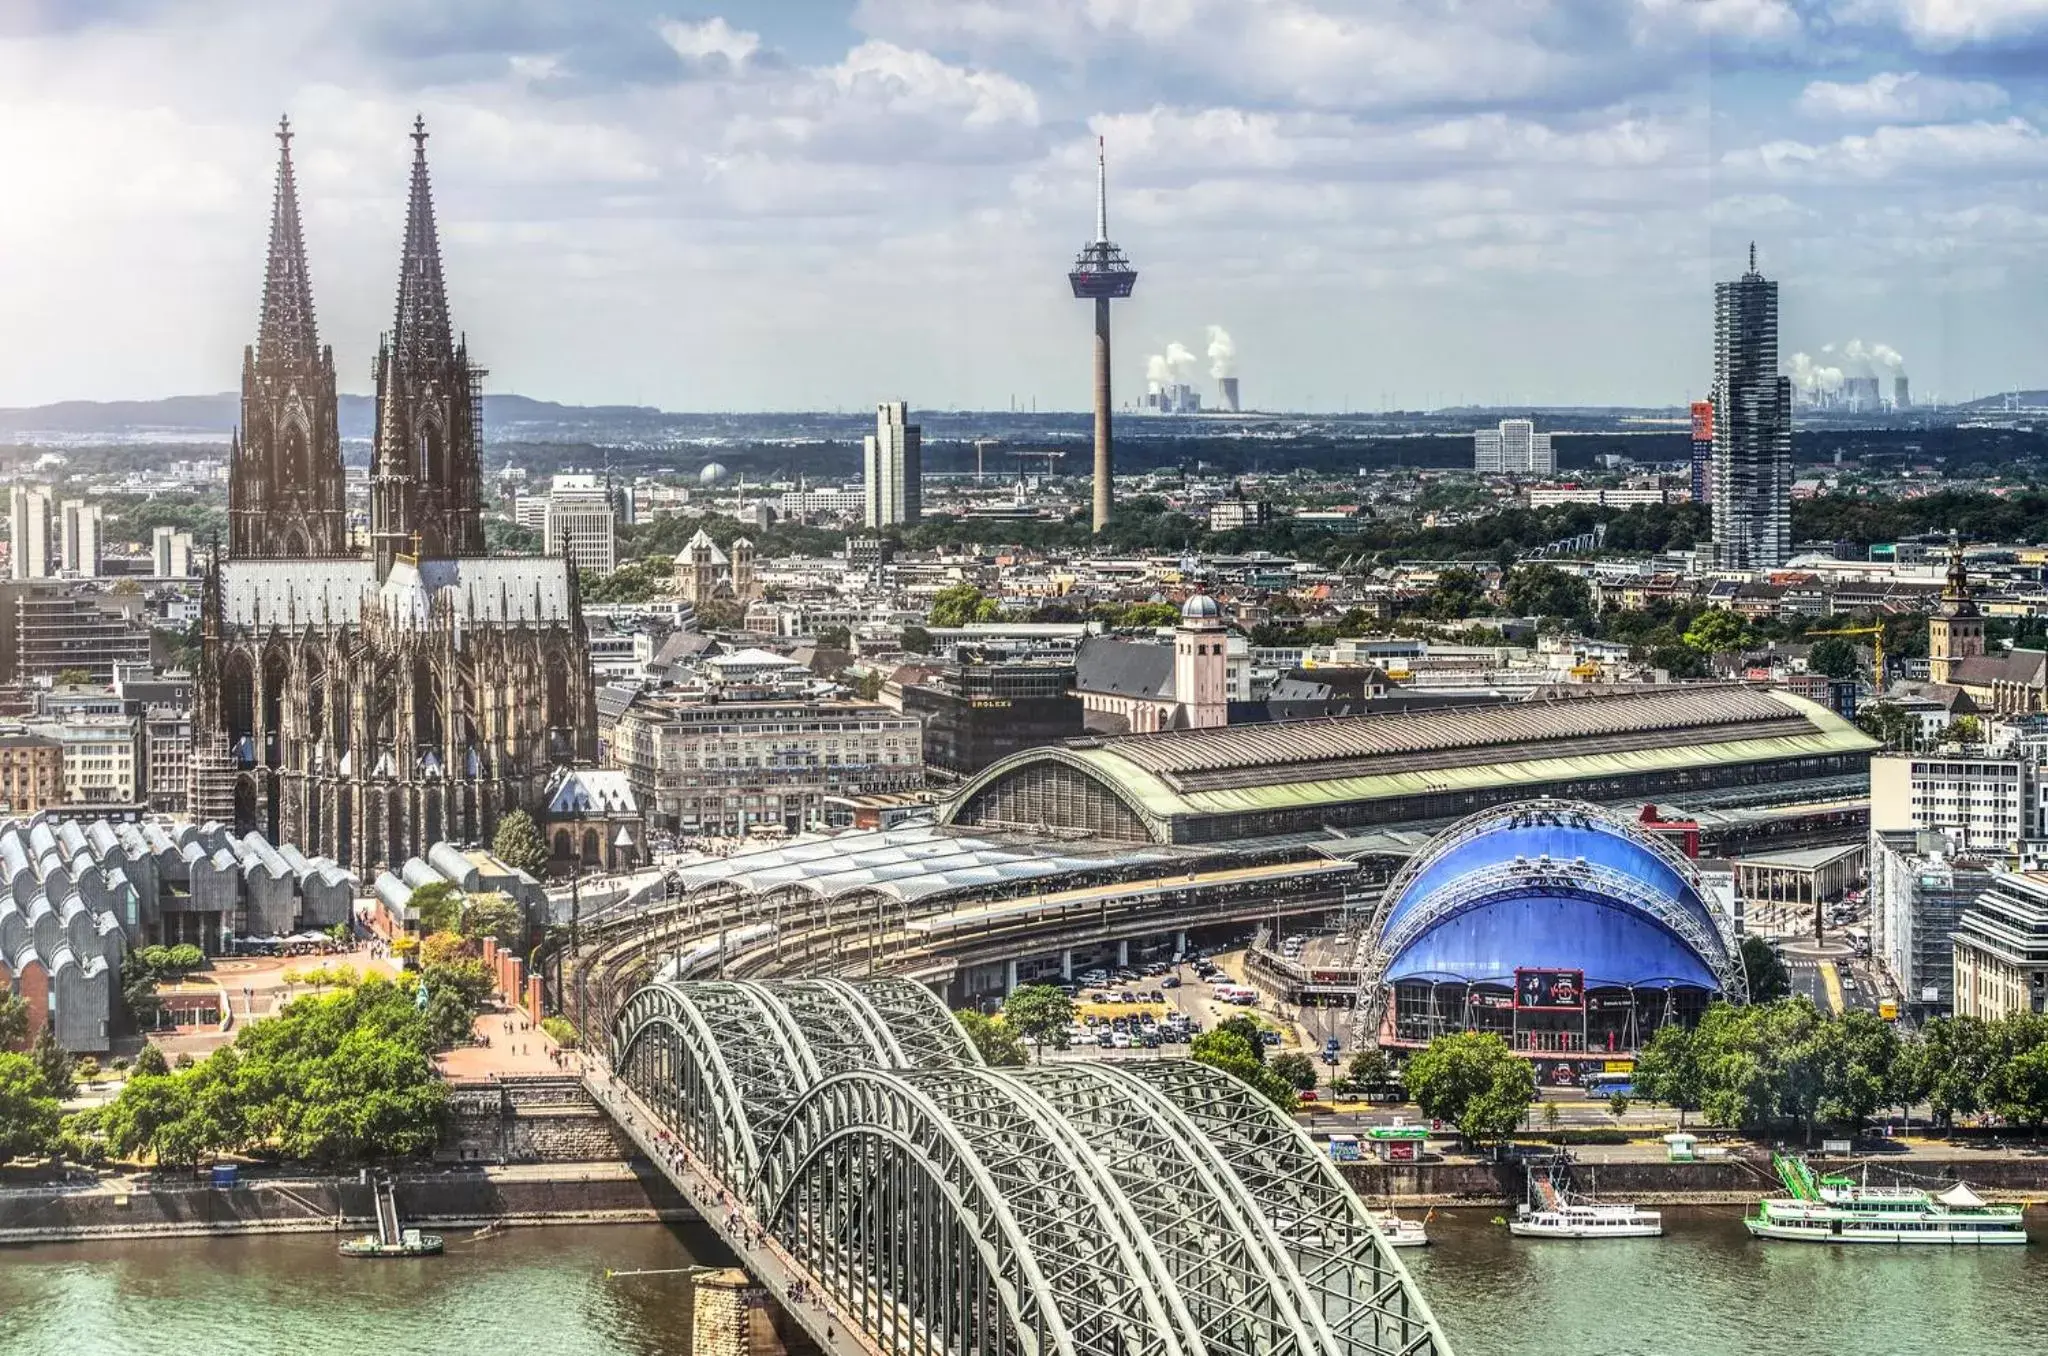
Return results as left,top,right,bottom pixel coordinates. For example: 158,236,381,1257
757,1066,1190,1356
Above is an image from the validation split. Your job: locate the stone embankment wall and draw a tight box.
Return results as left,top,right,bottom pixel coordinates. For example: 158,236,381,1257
1343,1152,2048,1206
439,1075,638,1165
0,1164,691,1245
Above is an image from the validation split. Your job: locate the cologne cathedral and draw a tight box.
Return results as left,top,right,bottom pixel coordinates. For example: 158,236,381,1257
190,118,598,872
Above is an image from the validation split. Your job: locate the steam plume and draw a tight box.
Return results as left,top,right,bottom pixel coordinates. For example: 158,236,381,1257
1205,325,1236,379
1145,341,1198,388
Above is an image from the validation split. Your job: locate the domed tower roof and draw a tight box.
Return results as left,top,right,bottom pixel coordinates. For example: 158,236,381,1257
1180,593,1221,624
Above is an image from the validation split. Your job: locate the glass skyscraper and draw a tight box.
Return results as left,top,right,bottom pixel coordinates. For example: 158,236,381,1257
1711,246,1793,570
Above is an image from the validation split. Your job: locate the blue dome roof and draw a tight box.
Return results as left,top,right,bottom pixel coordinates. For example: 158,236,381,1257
1378,805,1727,993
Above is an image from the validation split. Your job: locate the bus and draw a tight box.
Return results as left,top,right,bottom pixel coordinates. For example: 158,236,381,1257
1582,1071,1636,1099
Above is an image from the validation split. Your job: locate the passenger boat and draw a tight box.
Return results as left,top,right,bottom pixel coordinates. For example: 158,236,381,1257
1509,1167,1661,1239
1371,1211,1431,1248
1744,1155,2027,1245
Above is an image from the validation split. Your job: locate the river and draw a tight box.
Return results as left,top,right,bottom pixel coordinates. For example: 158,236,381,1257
2,1211,2043,1356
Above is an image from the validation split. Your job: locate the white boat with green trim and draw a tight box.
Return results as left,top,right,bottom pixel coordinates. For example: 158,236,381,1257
1744,1155,2027,1245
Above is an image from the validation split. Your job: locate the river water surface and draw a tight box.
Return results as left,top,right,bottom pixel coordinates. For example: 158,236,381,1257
2,1210,2043,1356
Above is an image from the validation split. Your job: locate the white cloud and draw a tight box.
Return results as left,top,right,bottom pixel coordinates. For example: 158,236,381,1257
1857,0,2048,49
858,0,1621,112
1796,70,2008,120
1636,0,1804,43
1725,116,2048,180
659,17,763,72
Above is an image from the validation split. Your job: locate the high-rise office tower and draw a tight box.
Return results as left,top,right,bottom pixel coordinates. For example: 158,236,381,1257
1689,401,1715,506
1472,418,1553,474
58,500,102,577
9,486,51,580
1068,139,1138,533
863,401,922,528
153,526,194,579
1711,244,1793,570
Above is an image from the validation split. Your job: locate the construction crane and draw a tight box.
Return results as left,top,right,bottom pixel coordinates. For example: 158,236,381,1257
1806,622,1885,684
973,437,999,482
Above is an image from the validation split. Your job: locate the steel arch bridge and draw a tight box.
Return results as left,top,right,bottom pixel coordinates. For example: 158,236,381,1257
611,977,1452,1356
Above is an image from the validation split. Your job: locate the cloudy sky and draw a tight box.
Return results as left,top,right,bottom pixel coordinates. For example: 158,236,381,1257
2,0,2045,412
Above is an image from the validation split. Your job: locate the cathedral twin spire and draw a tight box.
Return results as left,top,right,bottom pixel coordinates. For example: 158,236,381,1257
230,115,347,559
228,115,483,574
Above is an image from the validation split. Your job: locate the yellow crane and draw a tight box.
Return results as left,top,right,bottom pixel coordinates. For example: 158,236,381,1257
1806,622,1885,684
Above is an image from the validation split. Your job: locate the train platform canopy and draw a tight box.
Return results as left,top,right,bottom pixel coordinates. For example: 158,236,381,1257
665,823,1189,905
941,684,1878,846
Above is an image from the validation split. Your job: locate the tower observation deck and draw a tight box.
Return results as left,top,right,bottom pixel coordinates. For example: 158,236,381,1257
1070,139,1138,535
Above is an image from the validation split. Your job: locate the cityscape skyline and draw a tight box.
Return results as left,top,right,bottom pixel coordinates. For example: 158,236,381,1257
4,2,2048,412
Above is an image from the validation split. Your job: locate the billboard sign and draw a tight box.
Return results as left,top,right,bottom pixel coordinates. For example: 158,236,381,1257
1515,968,1585,1010
1690,400,1714,443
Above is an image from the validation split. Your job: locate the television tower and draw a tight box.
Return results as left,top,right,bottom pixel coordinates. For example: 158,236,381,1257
1069,138,1138,534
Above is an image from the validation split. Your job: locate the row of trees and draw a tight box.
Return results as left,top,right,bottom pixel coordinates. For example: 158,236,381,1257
1635,1003,2048,1136
1395,997,2048,1146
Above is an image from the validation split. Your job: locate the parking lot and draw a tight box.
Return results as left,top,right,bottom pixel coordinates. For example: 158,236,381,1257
1039,945,1331,1065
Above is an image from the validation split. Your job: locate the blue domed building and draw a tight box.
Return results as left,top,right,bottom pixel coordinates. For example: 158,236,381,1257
1361,800,1745,1078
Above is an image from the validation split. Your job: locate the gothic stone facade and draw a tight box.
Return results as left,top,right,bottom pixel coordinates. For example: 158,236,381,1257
192,118,597,873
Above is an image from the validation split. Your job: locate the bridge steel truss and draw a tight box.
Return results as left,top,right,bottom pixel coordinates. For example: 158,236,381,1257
612,976,1451,1356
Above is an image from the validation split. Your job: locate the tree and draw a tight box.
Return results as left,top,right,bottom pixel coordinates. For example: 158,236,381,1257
1269,1051,1319,1091
1422,568,1486,621
419,931,471,968
900,625,933,654
954,1010,1028,1068
1806,636,1860,679
1503,565,1592,624
928,583,1001,627
1740,936,1791,1004
1682,609,1748,656
1813,1010,1903,1128
460,892,527,952
1607,1093,1632,1123
815,624,852,650
1190,1029,1298,1110
31,1023,72,1100
1345,1047,1392,1090
492,808,551,877
1901,1017,1997,1126
54,668,94,688
0,1052,60,1164
1856,702,1918,750
1215,1014,1269,1064
1543,1099,1563,1139
1987,1041,2048,1130
1403,1031,1535,1146
0,993,27,1051
696,597,748,630
1000,985,1074,1061
1108,601,1183,629
1940,716,1985,749
1633,1023,1702,1128
1649,644,1709,680
408,881,462,934
133,1043,170,1077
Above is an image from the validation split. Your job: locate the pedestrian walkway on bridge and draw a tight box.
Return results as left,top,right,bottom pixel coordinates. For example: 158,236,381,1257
597,975,1452,1356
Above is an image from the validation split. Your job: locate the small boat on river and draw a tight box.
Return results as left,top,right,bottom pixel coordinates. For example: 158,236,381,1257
1510,1165,1661,1239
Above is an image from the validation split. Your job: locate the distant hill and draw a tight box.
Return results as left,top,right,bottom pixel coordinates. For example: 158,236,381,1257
1952,391,2048,412
0,392,664,441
